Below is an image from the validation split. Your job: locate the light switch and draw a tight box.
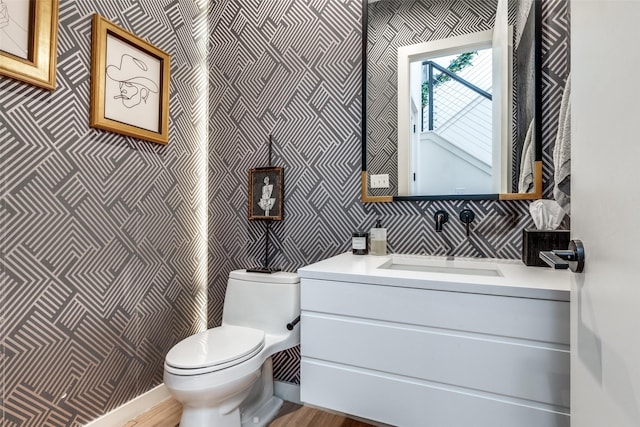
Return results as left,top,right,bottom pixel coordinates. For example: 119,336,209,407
370,174,390,188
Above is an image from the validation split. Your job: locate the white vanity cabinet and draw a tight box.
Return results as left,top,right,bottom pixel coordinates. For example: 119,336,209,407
298,253,570,427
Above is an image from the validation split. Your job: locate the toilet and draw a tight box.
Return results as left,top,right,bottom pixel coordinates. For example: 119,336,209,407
164,270,300,427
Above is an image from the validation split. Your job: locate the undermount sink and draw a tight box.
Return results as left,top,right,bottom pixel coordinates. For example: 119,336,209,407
378,254,502,277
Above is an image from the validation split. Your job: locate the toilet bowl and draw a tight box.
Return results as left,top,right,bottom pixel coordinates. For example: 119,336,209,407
164,270,300,427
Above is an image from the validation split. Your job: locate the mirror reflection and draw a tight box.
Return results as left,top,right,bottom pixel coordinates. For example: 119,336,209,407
364,0,540,200
411,47,494,195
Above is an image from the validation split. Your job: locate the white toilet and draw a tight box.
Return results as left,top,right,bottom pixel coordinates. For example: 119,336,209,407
164,270,300,427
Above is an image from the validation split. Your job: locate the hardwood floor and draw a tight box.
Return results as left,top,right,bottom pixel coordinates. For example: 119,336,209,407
125,398,375,427
123,398,182,427
269,402,375,427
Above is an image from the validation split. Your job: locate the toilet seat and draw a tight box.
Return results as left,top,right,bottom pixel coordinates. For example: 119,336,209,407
165,325,265,376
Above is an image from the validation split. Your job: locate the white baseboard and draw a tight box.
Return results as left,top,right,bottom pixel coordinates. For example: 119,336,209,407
274,381,301,405
84,384,170,427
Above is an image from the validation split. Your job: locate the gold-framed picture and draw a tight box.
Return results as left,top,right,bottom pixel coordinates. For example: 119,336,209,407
89,14,170,145
0,0,59,90
248,167,283,221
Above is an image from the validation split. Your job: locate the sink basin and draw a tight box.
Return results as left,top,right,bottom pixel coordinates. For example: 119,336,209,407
378,254,502,277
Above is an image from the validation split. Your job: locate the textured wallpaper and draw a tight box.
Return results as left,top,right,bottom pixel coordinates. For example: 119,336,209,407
0,0,208,425
207,0,569,385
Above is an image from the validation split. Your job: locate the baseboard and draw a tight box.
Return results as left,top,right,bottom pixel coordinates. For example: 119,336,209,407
274,381,301,405
83,384,170,427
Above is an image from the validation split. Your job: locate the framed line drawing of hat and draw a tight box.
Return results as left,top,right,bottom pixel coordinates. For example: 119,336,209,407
90,14,170,145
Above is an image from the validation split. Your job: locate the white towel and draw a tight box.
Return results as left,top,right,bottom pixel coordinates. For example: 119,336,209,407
518,119,535,193
553,73,571,215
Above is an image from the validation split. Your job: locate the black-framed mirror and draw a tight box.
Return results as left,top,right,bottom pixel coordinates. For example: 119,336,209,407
361,0,542,202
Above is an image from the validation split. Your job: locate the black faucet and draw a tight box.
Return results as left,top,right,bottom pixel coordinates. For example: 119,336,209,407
459,209,476,237
434,210,449,232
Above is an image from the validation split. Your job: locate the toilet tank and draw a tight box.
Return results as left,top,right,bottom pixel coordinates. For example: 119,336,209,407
222,270,300,334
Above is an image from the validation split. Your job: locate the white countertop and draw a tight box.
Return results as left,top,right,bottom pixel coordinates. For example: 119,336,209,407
298,252,571,301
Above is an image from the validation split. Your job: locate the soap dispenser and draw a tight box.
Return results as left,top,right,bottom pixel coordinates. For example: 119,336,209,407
369,219,387,256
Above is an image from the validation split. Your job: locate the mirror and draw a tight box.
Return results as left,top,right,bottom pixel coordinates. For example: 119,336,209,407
362,0,542,202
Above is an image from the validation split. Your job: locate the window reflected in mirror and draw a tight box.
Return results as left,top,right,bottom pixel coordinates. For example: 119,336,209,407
410,47,494,196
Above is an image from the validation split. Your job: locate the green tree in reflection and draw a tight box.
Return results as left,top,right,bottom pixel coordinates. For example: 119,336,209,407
421,51,478,108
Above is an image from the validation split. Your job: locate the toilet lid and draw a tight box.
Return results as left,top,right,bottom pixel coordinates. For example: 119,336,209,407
165,325,265,372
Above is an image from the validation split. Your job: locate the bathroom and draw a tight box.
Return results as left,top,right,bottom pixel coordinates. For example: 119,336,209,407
1,0,638,426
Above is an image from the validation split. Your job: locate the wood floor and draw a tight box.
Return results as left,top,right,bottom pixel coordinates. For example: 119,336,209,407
125,398,375,427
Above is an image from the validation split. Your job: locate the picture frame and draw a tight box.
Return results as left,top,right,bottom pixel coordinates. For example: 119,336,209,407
0,0,59,90
89,14,170,145
248,167,283,221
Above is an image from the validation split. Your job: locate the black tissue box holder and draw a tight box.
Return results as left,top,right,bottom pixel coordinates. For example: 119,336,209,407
522,229,570,267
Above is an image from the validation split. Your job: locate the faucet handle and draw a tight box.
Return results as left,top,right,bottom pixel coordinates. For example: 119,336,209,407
434,210,449,232
459,209,475,237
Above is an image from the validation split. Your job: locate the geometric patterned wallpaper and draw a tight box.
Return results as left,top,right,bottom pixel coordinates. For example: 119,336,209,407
1,0,568,425
207,0,569,385
1,0,208,425
207,0,367,384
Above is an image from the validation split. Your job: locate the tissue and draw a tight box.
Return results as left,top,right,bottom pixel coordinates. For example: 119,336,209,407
529,199,565,230
522,199,569,266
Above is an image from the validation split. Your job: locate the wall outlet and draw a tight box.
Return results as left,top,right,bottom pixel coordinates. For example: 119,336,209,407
370,174,390,188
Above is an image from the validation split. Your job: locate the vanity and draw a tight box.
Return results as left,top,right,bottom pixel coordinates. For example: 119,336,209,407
298,253,570,427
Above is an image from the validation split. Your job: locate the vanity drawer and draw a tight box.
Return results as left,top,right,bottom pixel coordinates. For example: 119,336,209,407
301,278,569,345
301,359,570,427
301,313,569,408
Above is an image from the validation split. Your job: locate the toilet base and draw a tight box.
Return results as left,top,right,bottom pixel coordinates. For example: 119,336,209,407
170,368,260,427
240,395,283,427
180,406,242,427
240,357,283,427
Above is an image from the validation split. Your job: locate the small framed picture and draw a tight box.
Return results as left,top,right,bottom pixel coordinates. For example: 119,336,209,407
89,14,170,145
248,167,283,221
0,0,59,90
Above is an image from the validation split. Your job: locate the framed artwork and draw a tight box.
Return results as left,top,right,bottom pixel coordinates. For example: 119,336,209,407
0,0,59,90
89,14,170,145
248,167,283,221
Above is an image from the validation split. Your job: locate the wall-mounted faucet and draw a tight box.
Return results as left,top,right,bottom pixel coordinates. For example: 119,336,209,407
459,209,476,237
434,210,449,232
